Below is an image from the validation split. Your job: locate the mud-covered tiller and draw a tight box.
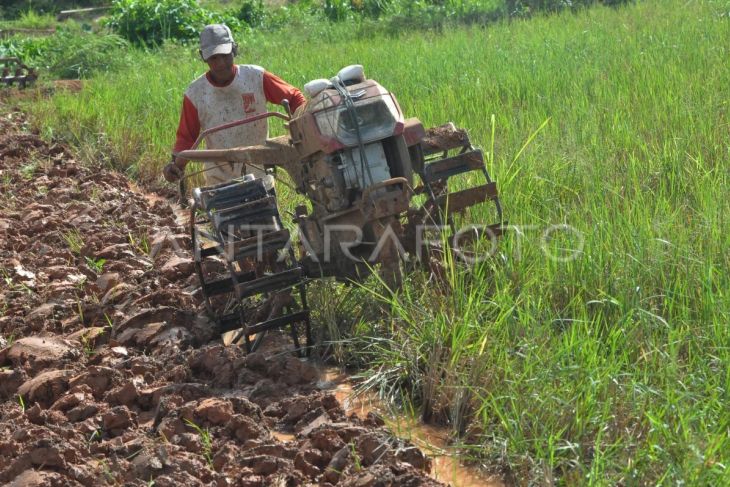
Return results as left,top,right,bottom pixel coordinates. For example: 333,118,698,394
176,65,504,354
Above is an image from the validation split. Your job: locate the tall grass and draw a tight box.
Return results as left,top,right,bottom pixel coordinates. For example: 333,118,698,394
24,0,730,483
0,10,57,30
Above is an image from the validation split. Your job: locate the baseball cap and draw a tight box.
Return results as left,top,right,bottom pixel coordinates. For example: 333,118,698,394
200,24,234,60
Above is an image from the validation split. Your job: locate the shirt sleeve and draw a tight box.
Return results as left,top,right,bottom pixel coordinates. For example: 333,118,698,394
263,71,307,113
173,95,201,153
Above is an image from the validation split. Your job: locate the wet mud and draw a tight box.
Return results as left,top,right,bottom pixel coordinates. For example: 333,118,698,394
0,109,446,486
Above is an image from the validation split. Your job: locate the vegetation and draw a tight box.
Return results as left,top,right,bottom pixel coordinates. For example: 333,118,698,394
0,26,128,79
0,1,107,19
105,0,242,46
5,0,729,484
0,10,56,30
1,0,634,68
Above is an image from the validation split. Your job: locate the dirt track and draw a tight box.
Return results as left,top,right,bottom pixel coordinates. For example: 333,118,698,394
0,107,445,486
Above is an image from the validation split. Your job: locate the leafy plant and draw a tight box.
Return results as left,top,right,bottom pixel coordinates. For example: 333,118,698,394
106,0,241,47
237,0,266,28
85,256,106,274
97,459,115,483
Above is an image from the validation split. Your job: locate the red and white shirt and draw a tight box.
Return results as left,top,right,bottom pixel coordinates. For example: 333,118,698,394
174,64,305,184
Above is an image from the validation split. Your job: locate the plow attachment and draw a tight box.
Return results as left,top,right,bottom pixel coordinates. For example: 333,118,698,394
1,58,38,89
190,176,312,354
405,123,504,257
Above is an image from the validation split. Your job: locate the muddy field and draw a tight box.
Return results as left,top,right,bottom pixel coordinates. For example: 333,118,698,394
0,107,445,486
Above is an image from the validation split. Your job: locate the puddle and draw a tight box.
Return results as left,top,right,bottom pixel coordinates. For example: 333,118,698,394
394,420,502,487
317,367,504,487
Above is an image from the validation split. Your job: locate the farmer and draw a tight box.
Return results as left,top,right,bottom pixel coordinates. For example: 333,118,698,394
163,24,306,185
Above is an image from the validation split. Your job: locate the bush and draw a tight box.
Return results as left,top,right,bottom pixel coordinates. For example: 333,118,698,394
0,36,50,61
106,0,241,47
237,0,266,28
323,0,354,22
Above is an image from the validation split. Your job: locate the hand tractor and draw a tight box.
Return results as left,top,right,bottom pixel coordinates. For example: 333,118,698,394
175,65,504,354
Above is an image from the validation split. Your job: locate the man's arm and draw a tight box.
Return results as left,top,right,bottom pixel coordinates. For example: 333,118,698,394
263,71,306,113
174,95,201,154
164,96,200,182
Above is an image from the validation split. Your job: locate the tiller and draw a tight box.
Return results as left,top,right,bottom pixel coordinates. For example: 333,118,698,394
176,65,504,353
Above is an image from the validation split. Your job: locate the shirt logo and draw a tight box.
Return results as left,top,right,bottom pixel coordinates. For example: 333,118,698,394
242,93,256,114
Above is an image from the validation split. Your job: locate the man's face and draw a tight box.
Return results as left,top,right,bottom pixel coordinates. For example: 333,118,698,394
205,52,235,84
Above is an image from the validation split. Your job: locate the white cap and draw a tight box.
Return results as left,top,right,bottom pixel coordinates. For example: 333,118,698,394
200,24,234,61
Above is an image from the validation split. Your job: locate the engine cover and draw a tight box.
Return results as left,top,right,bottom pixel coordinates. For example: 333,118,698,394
339,142,391,190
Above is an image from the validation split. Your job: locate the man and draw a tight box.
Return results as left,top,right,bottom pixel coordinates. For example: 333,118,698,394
163,24,306,185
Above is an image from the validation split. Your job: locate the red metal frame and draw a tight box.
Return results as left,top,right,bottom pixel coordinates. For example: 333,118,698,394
187,111,291,151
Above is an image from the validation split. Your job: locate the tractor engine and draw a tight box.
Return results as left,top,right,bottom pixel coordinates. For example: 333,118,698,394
288,66,416,218
314,141,393,213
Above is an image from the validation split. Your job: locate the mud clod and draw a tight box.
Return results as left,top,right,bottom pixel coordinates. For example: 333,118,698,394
17,369,74,407
2,336,78,374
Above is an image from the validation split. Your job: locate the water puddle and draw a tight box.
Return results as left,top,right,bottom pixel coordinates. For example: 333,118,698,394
317,367,504,487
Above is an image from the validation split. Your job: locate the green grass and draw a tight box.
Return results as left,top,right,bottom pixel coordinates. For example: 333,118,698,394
0,10,57,30
23,0,730,484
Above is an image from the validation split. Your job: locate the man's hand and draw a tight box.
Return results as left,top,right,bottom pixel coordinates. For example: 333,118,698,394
163,158,185,182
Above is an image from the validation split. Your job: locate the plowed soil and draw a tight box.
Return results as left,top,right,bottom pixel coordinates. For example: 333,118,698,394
0,107,445,486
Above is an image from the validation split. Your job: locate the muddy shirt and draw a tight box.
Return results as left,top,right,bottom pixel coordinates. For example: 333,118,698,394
174,65,305,185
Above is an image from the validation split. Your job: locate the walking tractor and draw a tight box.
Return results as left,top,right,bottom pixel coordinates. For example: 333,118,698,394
175,65,504,354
